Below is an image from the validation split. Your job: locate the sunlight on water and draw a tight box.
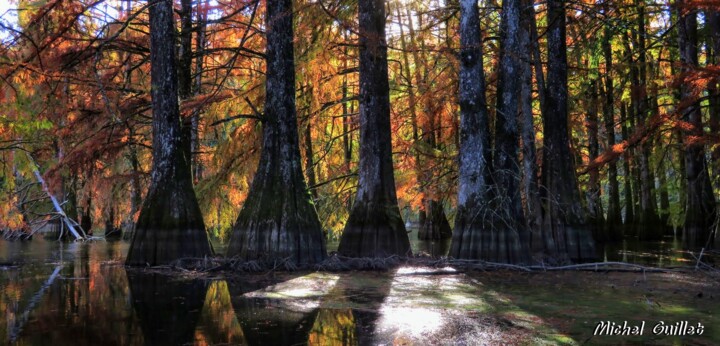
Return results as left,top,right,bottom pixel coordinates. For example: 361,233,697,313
243,272,339,299
365,266,563,344
377,306,445,336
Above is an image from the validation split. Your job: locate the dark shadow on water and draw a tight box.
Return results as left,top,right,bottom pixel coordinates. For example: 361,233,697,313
126,271,208,346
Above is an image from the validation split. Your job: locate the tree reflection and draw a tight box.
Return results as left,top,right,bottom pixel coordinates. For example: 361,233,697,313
308,271,394,345
127,272,208,346
227,274,319,345
194,280,246,345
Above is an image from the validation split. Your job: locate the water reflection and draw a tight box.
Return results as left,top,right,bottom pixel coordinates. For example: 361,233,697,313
0,240,141,345
310,271,395,345
0,238,717,345
599,237,716,266
227,274,324,345
127,272,208,346
194,280,246,345
309,308,357,345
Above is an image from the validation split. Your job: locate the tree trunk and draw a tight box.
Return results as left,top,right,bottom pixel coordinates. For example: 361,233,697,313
450,0,497,260
227,0,326,265
619,102,635,235
105,199,121,239
529,0,546,114
620,106,635,234
338,0,411,257
341,29,354,212
658,158,671,231
633,0,662,241
602,12,622,240
125,126,142,239
126,0,212,266
706,10,719,247
585,79,605,240
677,3,717,248
517,0,544,252
540,0,595,261
488,0,530,262
192,0,208,182
304,120,318,201
80,192,92,235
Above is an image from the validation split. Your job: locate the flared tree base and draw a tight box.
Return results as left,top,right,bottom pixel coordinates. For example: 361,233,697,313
604,221,624,242
126,183,212,266
418,200,452,240
636,210,664,241
226,174,326,266
338,201,411,258
450,207,530,264
536,218,596,263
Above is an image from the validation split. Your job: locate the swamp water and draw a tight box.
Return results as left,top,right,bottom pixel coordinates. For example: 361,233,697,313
0,235,718,345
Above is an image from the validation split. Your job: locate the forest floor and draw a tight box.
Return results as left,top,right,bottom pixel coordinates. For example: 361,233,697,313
194,265,720,345
467,270,720,345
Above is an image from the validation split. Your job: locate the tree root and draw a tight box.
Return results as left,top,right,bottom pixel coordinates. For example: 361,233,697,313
123,254,716,276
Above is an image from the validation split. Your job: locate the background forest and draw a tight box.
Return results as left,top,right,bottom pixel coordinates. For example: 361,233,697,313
0,0,718,257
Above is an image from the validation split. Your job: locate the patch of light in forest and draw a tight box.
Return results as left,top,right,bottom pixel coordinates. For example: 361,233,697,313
378,306,444,336
395,266,457,275
243,272,340,300
371,266,575,343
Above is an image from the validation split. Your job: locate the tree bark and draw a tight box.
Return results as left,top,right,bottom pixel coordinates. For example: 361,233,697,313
126,0,212,266
706,10,720,219
540,0,595,261
585,79,605,240
341,29,354,212
227,0,326,265
529,0,546,114
633,0,662,241
338,0,411,257
192,0,208,182
619,102,635,234
602,12,622,240
677,3,717,248
516,0,544,254
450,0,497,260
489,0,531,262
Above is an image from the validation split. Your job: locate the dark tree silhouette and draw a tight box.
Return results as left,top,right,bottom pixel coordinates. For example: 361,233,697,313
226,0,326,265
539,0,595,261
338,0,411,257
677,2,717,247
126,0,212,266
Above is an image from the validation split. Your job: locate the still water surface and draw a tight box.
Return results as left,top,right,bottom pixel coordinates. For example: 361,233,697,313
0,233,716,345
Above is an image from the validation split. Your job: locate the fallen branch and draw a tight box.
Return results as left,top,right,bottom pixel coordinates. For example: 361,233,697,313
527,261,668,272
26,153,84,241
